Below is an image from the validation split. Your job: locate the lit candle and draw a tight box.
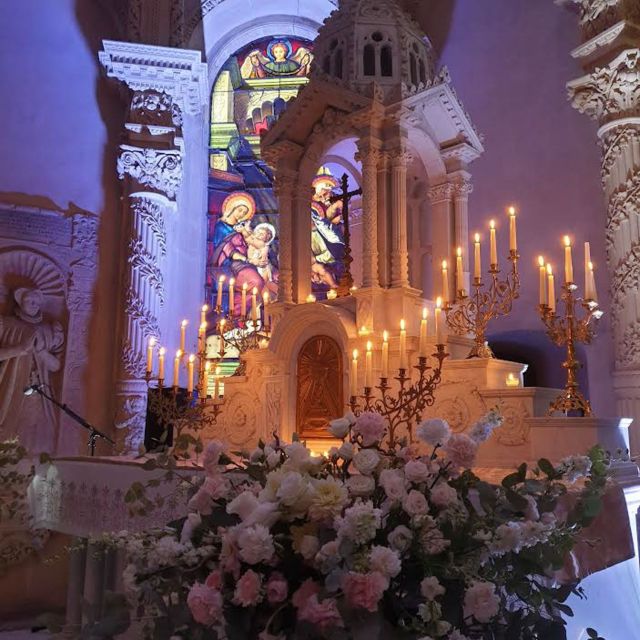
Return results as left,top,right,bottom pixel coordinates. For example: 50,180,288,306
200,305,209,325
584,242,591,298
508,206,517,253
547,264,556,313
456,247,464,295
563,235,573,284
538,256,547,306
489,219,498,267
158,347,166,381
399,319,408,370
435,297,444,345
213,365,219,401
588,261,598,302
216,275,226,310
306,294,317,303
419,307,428,358
474,233,481,282
506,373,519,388
180,319,188,353
262,291,270,328
146,336,155,374
365,341,373,388
219,319,226,355
441,260,449,304
228,277,235,316
251,287,258,323
241,283,248,318
198,321,207,353
350,349,359,397
187,354,195,393
173,349,182,387
327,289,338,300
382,330,389,379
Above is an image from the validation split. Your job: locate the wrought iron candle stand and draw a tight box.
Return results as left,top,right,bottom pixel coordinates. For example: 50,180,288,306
538,283,603,417
445,250,520,358
349,345,449,448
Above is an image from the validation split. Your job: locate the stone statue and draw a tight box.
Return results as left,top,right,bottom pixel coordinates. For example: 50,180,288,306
0,288,65,452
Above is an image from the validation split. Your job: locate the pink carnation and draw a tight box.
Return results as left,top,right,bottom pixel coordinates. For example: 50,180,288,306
444,433,478,469
187,582,223,626
233,569,262,607
342,571,388,612
202,474,231,500
353,412,386,447
292,579,321,609
205,570,223,590
266,572,289,604
299,595,344,630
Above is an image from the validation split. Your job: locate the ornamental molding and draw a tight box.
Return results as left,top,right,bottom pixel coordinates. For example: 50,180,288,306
118,145,183,199
99,40,208,116
600,122,640,179
127,238,165,303
619,319,640,368
427,182,454,204
124,286,160,340
132,197,168,257
570,19,628,58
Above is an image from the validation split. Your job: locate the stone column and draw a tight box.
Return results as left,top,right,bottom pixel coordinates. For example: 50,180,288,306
452,173,473,295
62,539,87,638
293,190,312,303
389,148,412,288
357,141,381,289
273,170,296,305
562,0,640,451
377,152,391,288
427,182,455,301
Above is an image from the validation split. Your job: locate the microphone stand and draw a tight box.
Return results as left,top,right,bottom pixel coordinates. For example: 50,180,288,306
29,386,115,457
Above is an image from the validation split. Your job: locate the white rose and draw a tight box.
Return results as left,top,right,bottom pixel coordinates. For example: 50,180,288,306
404,460,430,483
243,502,280,528
276,471,310,507
463,580,500,623
416,419,451,446
388,525,413,553
284,442,311,468
430,482,457,508
227,491,259,521
347,474,376,496
338,441,354,460
329,417,351,439
379,469,406,501
237,524,275,565
354,449,380,475
369,545,402,578
420,576,445,600
402,490,429,517
266,450,281,468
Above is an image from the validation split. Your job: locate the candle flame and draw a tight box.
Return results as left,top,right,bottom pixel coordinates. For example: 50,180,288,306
200,321,207,332
218,275,226,283
201,304,209,312
220,319,226,328
188,354,195,363
422,307,428,320
436,296,442,309
263,292,269,301
546,263,553,275
352,349,359,360
589,261,594,271
538,255,545,267
229,277,236,286
400,319,406,331
159,347,166,356
181,319,188,328
508,206,516,216
490,219,496,229
456,247,462,257
148,336,156,347
442,259,447,270
175,349,182,359
252,287,258,295
383,330,389,342
205,361,211,373
242,282,248,291
474,233,480,243
367,340,372,352
563,235,571,247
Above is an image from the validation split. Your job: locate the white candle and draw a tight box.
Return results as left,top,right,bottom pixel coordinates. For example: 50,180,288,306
218,319,226,355
200,305,209,325
584,242,591,298
547,264,556,313
180,319,188,353
456,247,464,295
508,206,517,252
213,365,219,401
419,307,428,358
251,287,258,323
228,277,235,316
198,321,207,354
241,283,248,318
262,291,270,328
435,297,444,345
146,336,155,374
365,341,373,388
441,260,449,304
173,349,182,388
563,235,573,284
350,349,359,397
158,347,166,381
538,256,547,306
474,233,481,281
489,219,498,267
588,261,598,302
216,275,225,310
399,319,408,370
187,354,195,393
381,331,389,379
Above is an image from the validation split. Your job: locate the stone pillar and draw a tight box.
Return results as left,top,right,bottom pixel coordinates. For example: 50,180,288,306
427,182,455,301
273,170,296,305
389,148,412,288
357,140,381,289
377,152,391,288
293,190,312,303
62,539,86,638
452,173,473,295
561,0,640,451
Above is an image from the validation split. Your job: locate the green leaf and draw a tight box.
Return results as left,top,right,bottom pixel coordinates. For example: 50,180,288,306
505,488,528,510
538,458,557,478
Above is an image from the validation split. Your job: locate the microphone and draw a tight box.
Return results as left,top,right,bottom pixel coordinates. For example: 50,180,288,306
23,384,40,396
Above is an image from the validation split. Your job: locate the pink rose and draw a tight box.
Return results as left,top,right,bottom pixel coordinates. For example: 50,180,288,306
202,474,231,501
404,460,430,483
205,570,223,590
188,488,213,516
353,412,386,447
402,490,429,517
444,433,478,469
187,582,223,626
342,571,388,612
266,572,289,604
292,579,320,609
233,569,263,607
299,595,344,630
203,440,226,476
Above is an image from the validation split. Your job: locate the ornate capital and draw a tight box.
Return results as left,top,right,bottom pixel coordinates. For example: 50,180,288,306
129,89,183,128
118,145,183,199
451,176,474,198
427,182,455,204
389,149,414,168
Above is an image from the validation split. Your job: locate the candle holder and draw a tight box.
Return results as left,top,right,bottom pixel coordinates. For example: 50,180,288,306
349,344,449,448
538,283,603,417
445,250,520,358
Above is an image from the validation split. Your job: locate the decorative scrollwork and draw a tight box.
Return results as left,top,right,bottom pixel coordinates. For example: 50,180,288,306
117,146,183,199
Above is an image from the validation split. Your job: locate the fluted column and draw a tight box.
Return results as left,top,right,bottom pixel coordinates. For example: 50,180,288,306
452,173,473,296
389,148,412,288
377,152,391,288
357,141,381,289
427,182,455,301
273,170,296,304
562,0,640,451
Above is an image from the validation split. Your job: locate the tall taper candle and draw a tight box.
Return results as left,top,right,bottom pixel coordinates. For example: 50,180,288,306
456,247,464,295
419,307,428,357
563,235,573,284
547,264,556,313
216,275,225,310
146,336,155,374
198,321,207,353
538,256,547,306
435,297,444,344
508,206,517,252
365,341,373,388
228,277,235,316
584,242,591,297
489,219,498,266
350,349,359,397
213,366,219,402
180,319,188,353
218,319,226,355
441,260,449,304
241,283,248,318
200,305,208,325
587,261,597,302
474,233,481,282
382,331,389,379
187,354,195,393
251,287,258,323
173,349,182,387
158,347,166,381
399,319,408,370
262,292,270,328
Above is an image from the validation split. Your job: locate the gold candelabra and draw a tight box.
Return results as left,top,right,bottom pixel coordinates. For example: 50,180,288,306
538,283,603,417
445,250,520,358
349,344,449,448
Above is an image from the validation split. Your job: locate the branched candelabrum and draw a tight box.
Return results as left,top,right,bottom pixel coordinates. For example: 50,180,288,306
349,345,449,448
539,283,603,417
445,250,520,358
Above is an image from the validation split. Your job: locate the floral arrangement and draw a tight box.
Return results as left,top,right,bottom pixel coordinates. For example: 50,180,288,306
112,411,609,640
